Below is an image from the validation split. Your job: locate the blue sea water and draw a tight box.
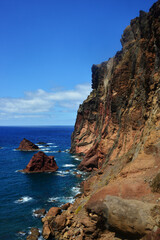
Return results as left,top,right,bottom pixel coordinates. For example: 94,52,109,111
0,126,85,239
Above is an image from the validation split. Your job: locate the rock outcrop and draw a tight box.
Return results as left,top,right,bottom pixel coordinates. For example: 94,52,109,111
21,151,58,173
26,228,40,240
17,138,39,151
43,1,160,239
33,209,46,218
71,1,160,172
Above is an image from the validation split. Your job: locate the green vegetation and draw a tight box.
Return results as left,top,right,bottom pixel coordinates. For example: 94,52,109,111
75,205,82,214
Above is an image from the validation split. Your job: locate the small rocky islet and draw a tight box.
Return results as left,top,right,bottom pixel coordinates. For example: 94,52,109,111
16,138,39,151
21,151,58,173
19,1,160,239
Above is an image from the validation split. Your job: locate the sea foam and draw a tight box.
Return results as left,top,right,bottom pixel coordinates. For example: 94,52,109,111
48,196,74,204
62,164,75,167
14,196,33,204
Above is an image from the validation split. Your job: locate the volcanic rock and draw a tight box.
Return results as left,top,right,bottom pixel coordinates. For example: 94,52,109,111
33,208,46,218
37,142,46,145
42,221,51,240
21,151,58,173
27,228,40,240
61,202,71,210
42,207,61,223
17,138,39,151
86,195,160,236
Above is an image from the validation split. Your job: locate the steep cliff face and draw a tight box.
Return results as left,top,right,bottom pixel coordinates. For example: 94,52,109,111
43,2,160,240
71,1,160,173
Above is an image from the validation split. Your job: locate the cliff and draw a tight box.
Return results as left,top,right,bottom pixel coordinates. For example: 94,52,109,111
71,2,160,172
42,1,160,239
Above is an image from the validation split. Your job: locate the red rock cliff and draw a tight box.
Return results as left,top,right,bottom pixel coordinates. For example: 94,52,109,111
71,1,160,172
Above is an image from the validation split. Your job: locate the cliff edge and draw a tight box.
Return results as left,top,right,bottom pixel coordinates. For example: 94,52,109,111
71,1,160,172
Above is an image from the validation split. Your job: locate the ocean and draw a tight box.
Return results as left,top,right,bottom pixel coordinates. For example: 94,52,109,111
0,126,85,239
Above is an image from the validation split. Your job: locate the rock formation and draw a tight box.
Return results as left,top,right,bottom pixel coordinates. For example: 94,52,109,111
21,151,58,173
43,1,160,239
26,228,40,240
17,138,39,151
33,209,46,218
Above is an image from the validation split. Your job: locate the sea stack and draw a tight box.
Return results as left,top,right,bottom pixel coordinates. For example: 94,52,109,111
17,138,39,151
21,151,58,173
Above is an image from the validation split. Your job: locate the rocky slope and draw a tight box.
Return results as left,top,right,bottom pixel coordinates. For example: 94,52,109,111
42,1,160,239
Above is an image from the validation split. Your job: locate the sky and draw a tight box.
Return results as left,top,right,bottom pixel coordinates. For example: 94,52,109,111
0,0,157,126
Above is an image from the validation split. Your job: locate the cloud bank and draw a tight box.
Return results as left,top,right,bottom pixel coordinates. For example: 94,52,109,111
0,84,91,122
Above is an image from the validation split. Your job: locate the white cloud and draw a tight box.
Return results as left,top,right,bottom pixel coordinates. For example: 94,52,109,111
0,83,91,119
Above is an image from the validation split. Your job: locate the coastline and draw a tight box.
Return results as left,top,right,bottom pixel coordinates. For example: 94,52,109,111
39,1,160,239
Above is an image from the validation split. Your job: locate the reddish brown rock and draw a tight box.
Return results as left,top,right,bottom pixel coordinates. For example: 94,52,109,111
17,138,39,151
86,195,160,236
76,174,82,178
33,208,46,218
61,202,71,210
21,151,58,173
71,1,160,173
42,221,51,240
52,214,66,230
42,207,61,223
142,228,160,240
27,228,40,240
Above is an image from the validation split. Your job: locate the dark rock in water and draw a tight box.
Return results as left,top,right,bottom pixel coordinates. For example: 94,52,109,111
27,228,40,240
76,174,82,178
34,208,46,218
16,138,39,151
21,151,58,173
17,231,26,236
37,142,46,145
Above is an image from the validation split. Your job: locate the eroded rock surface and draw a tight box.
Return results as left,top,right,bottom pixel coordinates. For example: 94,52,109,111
17,138,39,151
21,151,58,173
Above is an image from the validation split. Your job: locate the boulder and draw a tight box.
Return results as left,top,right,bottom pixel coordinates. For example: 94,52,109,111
61,202,71,210
27,228,40,240
33,208,46,218
86,195,160,236
17,138,39,151
42,221,51,240
76,174,82,178
42,207,61,223
53,214,66,230
21,151,58,173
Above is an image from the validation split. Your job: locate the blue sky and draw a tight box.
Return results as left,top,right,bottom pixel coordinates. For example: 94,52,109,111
0,0,156,126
